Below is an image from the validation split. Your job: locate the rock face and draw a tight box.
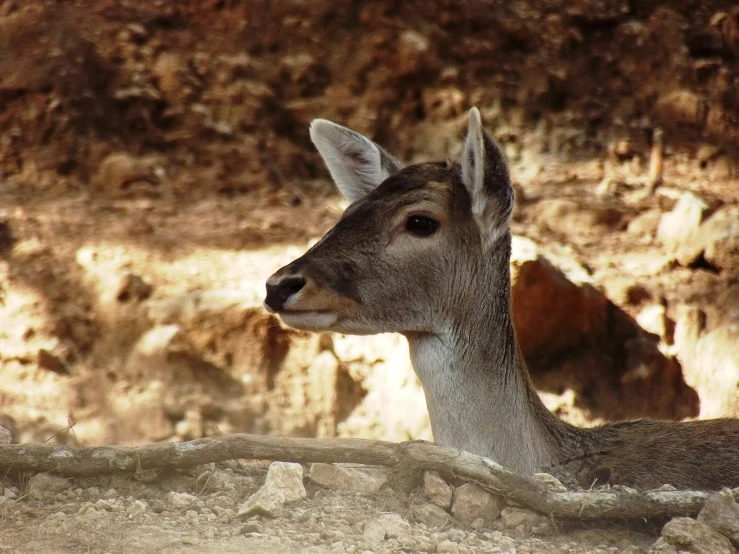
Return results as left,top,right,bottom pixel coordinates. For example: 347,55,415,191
510,236,608,362
509,236,698,421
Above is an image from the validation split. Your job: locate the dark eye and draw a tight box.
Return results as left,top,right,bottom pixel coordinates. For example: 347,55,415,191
405,215,439,237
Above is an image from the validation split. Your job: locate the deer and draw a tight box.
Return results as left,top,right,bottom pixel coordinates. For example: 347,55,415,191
264,108,739,491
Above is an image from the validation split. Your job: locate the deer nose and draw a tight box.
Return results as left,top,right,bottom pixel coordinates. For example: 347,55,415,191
264,275,306,312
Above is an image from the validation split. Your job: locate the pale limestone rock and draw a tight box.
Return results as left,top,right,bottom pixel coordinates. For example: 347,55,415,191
237,485,286,518
412,503,451,529
167,492,198,508
264,462,306,502
423,471,453,509
500,507,551,535
127,500,148,516
0,425,11,445
308,463,388,493
533,473,568,492
656,516,734,554
451,483,502,525
657,192,709,252
697,489,739,543
363,513,411,543
28,473,69,499
237,461,305,518
436,539,460,554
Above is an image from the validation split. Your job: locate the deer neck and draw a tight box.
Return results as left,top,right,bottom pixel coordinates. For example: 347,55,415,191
405,238,576,475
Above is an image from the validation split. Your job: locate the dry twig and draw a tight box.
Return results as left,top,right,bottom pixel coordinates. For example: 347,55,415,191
0,434,718,520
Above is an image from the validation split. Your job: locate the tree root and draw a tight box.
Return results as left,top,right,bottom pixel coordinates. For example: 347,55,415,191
0,434,719,520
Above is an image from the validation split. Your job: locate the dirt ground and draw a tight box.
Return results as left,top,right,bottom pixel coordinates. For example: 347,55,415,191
1,0,738,552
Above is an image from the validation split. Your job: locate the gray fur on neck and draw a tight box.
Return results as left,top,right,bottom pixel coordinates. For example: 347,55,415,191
406,233,576,474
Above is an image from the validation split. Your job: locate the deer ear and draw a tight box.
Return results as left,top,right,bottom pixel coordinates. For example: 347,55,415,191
310,120,403,203
461,107,514,249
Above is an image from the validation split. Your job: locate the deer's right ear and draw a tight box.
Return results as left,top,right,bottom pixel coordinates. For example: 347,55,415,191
309,120,402,203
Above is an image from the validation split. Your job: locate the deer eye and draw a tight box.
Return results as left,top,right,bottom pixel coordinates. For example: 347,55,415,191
405,215,439,237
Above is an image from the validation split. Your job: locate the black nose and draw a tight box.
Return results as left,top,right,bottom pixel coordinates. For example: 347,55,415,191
265,276,306,312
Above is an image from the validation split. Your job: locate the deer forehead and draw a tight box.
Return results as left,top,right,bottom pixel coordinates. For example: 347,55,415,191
346,162,471,221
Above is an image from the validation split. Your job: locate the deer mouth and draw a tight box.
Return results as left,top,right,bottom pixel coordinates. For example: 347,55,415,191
263,303,338,331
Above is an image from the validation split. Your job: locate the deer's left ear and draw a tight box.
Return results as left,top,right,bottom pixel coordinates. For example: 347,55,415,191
310,119,403,203
461,107,514,249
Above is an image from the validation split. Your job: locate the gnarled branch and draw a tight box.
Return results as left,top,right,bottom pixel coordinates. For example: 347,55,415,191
0,434,717,520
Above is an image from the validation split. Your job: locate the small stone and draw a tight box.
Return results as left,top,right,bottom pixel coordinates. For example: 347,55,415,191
0,425,11,445
205,470,254,491
167,492,198,508
698,206,739,272
655,90,706,126
627,209,661,239
27,473,69,499
4,488,17,499
423,471,453,509
240,521,260,534
436,539,459,554
657,192,709,253
413,503,451,529
697,489,739,542
451,484,502,525
637,304,672,342
102,488,118,499
116,274,153,302
127,500,147,516
500,507,550,534
264,462,306,502
309,463,388,493
95,499,116,512
363,513,411,544
499,536,517,554
708,156,735,180
37,349,70,375
658,517,734,554
237,485,285,519
397,30,435,77
697,144,722,163
93,152,151,191
533,473,568,492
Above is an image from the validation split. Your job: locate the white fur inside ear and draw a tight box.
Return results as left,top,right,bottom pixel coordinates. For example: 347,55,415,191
310,119,400,203
462,108,500,249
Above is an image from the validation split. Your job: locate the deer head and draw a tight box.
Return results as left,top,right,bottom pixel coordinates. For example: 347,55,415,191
264,108,514,337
